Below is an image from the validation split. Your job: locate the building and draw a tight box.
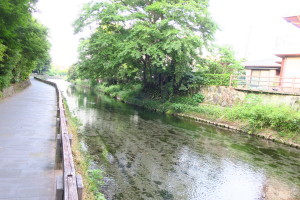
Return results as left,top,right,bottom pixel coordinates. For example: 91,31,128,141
235,15,300,94
242,59,281,90
244,59,281,78
275,53,300,90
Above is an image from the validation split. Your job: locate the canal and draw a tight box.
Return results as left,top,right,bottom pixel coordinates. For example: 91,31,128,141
54,80,300,200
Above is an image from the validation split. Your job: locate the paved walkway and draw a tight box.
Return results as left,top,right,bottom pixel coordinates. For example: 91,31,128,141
0,78,57,200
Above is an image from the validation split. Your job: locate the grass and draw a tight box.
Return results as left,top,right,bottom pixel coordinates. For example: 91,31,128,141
226,103,300,133
74,81,300,144
63,98,106,200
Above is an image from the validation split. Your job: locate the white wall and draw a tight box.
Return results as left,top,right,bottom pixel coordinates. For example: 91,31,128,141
282,57,300,89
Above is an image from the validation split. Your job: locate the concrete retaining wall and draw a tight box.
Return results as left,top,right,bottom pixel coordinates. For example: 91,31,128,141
1,79,31,99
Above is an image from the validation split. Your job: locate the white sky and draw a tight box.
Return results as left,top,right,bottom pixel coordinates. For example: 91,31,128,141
34,0,89,68
34,0,300,68
210,0,300,61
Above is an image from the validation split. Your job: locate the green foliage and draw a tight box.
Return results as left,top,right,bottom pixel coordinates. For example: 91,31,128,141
88,169,106,200
94,82,212,115
47,65,67,76
201,74,231,86
186,104,224,117
96,83,143,101
198,45,244,74
226,98,300,133
0,41,7,62
169,103,189,113
0,1,51,89
103,85,122,96
170,93,204,106
74,0,217,96
192,93,205,103
177,72,203,95
95,82,300,136
67,65,80,81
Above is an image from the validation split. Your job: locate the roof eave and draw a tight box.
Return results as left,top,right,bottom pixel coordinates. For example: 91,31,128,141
276,53,300,58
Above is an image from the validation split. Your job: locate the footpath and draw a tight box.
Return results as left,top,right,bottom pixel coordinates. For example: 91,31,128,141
0,78,57,200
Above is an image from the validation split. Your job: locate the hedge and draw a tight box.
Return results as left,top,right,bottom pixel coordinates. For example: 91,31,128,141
202,74,231,86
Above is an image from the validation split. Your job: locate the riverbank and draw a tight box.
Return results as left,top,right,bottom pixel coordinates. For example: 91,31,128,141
0,79,31,100
63,99,106,200
73,80,300,149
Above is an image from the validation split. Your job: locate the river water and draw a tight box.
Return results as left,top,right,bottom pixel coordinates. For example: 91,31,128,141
53,80,300,200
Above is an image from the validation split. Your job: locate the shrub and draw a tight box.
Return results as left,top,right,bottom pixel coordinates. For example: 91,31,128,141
104,84,121,96
188,105,224,118
170,93,205,106
169,103,188,113
170,96,196,105
201,74,231,86
192,93,205,103
226,103,300,132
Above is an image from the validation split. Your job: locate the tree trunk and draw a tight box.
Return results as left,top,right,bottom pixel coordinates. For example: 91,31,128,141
142,59,147,85
170,59,176,94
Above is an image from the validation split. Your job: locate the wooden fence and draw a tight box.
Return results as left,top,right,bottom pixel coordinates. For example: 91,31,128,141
230,75,300,95
34,77,83,200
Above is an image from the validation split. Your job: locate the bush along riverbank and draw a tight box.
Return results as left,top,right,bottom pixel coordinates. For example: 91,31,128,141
73,80,300,148
63,97,106,200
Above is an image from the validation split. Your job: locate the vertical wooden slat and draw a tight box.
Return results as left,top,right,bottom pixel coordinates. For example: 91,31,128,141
292,77,296,94
56,176,64,200
76,175,84,200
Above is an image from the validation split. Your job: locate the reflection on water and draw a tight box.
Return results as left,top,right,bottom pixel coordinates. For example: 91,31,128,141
52,80,300,200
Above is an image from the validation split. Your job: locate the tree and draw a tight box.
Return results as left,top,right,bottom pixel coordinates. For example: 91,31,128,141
67,64,79,81
0,0,51,89
198,45,244,74
74,0,217,95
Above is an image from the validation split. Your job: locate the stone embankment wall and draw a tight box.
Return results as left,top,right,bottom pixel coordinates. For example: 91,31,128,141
200,86,300,110
1,79,31,99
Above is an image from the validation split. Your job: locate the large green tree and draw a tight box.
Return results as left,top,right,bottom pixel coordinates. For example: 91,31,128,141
0,0,50,89
74,0,217,94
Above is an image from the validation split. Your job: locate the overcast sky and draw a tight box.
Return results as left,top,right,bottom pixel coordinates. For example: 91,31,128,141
34,0,300,68
210,0,300,61
34,0,89,68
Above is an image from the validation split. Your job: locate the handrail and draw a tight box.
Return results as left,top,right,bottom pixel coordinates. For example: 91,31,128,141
230,75,300,95
34,77,83,200
231,75,300,80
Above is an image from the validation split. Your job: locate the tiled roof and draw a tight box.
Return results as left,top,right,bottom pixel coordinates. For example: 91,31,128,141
284,15,300,29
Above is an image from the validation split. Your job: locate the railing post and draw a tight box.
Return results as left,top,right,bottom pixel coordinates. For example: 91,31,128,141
229,74,233,87
76,175,84,200
292,77,296,94
56,176,63,200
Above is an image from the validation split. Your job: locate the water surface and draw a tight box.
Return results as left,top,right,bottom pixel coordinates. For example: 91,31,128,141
54,80,300,200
